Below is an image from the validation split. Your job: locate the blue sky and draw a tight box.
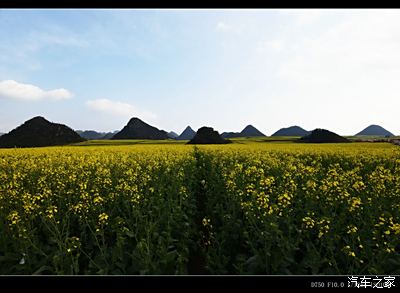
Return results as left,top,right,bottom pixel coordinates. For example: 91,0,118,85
0,9,399,135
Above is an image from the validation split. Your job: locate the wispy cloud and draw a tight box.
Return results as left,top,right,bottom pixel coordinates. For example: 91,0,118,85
215,21,243,34
28,30,89,48
270,10,400,133
0,24,89,72
257,39,285,52
0,80,73,101
86,98,157,120
278,11,400,88
216,21,232,32
278,9,323,26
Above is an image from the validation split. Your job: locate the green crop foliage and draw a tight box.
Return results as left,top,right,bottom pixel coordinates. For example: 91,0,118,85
0,142,399,274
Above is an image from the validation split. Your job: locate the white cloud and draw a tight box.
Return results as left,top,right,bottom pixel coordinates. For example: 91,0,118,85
278,9,323,26
273,10,400,134
0,80,73,101
216,21,232,32
294,10,323,26
278,11,400,87
258,39,285,52
28,31,89,48
0,24,90,72
86,98,157,120
216,21,243,33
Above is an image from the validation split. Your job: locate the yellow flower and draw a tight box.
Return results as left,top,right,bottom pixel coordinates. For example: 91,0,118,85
7,211,21,225
45,205,58,220
202,217,211,227
302,216,315,229
390,223,400,235
348,197,362,212
342,245,356,257
98,212,109,225
66,236,80,253
93,196,104,204
347,225,358,234
352,181,365,191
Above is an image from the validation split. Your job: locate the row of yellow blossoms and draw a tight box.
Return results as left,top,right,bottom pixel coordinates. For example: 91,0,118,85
0,142,399,274
0,146,196,274
196,143,400,274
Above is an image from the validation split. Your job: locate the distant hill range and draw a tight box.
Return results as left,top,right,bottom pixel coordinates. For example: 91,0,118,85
111,117,169,140
221,132,242,139
0,133,4,137
355,125,394,137
188,127,231,144
102,131,119,139
76,130,119,140
272,126,310,137
221,125,265,138
167,131,179,139
0,116,85,148
177,126,196,140
300,129,350,143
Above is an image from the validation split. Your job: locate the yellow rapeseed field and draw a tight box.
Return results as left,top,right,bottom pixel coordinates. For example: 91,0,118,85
0,142,399,274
